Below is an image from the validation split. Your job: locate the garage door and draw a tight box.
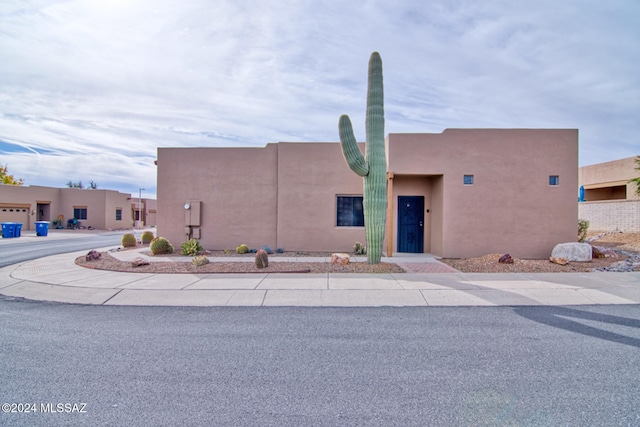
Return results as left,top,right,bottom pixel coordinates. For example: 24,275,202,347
0,205,30,226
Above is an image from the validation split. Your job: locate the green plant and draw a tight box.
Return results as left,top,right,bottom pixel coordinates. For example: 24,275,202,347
578,219,589,243
353,241,367,255
236,244,249,254
121,233,137,248
255,249,269,268
339,52,387,264
180,239,203,256
150,237,174,255
141,230,155,244
192,255,210,266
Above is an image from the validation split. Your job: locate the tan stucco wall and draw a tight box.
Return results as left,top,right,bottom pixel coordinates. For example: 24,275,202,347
579,156,639,201
276,143,365,251
157,128,578,258
387,129,578,258
0,184,132,230
157,145,280,249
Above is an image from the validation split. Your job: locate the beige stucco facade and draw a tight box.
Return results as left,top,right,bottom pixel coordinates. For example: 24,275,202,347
0,185,134,230
578,156,639,201
578,156,640,232
157,128,578,259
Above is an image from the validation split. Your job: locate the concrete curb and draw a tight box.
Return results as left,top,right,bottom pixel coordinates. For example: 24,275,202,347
1,249,639,307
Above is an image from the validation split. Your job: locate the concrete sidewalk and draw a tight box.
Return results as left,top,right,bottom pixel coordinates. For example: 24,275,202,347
1,245,639,307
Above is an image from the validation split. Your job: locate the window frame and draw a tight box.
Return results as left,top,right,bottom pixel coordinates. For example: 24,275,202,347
549,175,560,186
73,207,88,220
336,195,365,227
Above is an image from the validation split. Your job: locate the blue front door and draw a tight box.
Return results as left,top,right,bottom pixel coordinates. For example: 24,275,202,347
398,196,424,253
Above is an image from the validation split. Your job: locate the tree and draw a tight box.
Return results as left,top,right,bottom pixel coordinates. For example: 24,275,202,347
0,164,24,185
66,180,84,189
629,156,640,197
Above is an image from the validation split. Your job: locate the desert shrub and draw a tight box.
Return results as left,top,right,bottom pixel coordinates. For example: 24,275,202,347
578,219,589,243
255,249,269,268
276,248,284,254
353,241,367,255
141,230,155,244
121,233,137,248
181,239,203,256
236,244,249,254
192,255,210,266
150,237,174,255
261,245,274,254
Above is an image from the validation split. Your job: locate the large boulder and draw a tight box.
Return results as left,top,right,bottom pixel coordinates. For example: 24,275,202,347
551,243,592,262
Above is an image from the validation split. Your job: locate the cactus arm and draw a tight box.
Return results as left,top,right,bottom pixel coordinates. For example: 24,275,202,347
339,114,369,177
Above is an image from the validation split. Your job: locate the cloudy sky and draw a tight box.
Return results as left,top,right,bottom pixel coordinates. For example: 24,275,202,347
1,0,638,198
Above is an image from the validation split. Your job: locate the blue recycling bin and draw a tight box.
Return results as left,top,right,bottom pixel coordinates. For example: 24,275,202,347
2,222,17,238
15,223,22,237
35,221,50,237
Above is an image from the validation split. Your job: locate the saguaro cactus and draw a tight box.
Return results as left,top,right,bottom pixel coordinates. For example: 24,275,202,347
339,52,387,264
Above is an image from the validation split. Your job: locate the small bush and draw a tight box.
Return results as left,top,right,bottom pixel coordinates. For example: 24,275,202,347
353,241,367,255
261,245,274,254
276,248,284,254
236,244,249,254
578,219,589,242
181,239,203,256
255,249,269,268
192,255,210,267
150,237,174,255
121,233,137,248
141,230,155,244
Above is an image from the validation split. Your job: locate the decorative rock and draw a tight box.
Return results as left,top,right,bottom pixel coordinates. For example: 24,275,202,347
331,253,350,265
498,253,514,264
549,257,569,266
551,242,592,262
85,250,102,261
591,245,618,258
131,257,150,267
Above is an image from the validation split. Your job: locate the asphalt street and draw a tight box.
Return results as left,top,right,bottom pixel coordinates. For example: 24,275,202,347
0,232,126,268
1,297,639,426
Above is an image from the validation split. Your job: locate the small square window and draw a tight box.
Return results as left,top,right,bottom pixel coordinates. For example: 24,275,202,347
549,175,559,186
463,175,474,185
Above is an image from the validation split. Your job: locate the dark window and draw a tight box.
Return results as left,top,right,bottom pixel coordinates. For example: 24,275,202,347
549,175,559,186
337,196,364,227
74,208,87,220
116,209,122,221
463,175,474,185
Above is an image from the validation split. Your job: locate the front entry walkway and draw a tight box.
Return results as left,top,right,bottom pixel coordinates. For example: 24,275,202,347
386,253,460,273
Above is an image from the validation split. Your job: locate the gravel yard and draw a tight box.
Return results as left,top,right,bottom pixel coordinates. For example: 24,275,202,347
76,232,640,274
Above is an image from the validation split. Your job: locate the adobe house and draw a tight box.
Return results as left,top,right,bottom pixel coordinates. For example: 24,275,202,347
0,184,135,231
157,128,578,259
578,156,640,232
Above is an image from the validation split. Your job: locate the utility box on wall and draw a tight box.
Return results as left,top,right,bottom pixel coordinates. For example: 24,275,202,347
184,201,201,226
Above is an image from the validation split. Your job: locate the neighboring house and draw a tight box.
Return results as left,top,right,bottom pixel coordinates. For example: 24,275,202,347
132,197,157,228
578,156,640,232
157,128,578,259
0,184,136,231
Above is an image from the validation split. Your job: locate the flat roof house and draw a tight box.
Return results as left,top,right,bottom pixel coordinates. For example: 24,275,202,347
578,156,640,232
157,128,578,259
0,184,135,231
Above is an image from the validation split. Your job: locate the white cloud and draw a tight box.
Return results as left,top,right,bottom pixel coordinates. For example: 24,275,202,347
1,0,638,198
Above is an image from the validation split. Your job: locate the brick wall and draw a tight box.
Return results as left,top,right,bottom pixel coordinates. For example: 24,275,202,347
578,200,640,232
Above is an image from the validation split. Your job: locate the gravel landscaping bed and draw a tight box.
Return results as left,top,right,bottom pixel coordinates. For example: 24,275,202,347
76,252,406,274
75,232,640,274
